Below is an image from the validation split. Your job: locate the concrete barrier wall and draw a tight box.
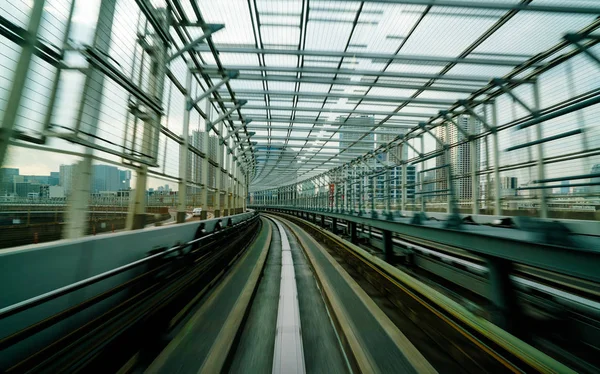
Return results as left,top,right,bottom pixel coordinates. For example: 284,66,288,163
0,211,255,368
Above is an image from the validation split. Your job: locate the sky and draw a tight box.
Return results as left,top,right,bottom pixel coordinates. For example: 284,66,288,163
1,0,600,192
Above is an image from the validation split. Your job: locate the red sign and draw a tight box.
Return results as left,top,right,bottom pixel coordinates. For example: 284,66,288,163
329,183,335,203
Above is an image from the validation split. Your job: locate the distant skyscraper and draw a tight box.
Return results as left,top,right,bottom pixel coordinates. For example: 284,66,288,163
339,116,375,153
91,165,121,193
59,164,76,195
377,132,409,163
435,116,481,201
0,168,19,195
119,169,131,190
560,180,570,195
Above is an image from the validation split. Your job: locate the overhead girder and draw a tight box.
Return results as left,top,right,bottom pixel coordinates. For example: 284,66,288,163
219,105,433,118
252,144,375,151
195,46,543,67
219,89,459,105
198,65,493,83
324,0,600,14
244,125,410,135
203,72,478,94
251,135,379,143
232,117,419,127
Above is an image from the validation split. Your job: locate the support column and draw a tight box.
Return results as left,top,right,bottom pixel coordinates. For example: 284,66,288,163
214,123,223,218
67,0,117,237
383,230,393,263
421,136,427,213
177,69,193,223
385,168,392,219
470,115,479,216
491,102,502,216
200,102,211,220
487,258,521,334
128,5,166,230
533,81,548,219
401,162,407,213
349,221,358,244
223,149,230,216
358,168,364,216
371,174,377,218
0,0,46,167
332,217,338,235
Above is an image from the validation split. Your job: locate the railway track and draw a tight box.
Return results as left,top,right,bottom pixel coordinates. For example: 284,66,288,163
322,219,600,371
147,213,573,373
272,212,575,373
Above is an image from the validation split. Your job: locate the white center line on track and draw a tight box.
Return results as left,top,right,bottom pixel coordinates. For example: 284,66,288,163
272,218,306,374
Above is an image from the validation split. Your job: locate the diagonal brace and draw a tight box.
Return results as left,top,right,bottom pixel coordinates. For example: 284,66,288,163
168,24,224,63
492,78,538,116
206,100,247,132
439,114,471,139
459,100,492,130
222,118,254,142
188,70,239,110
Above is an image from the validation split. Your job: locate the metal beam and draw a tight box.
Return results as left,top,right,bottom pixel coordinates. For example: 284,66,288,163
245,125,410,135
195,46,539,66
220,105,434,118
344,0,600,14
251,136,378,143
253,144,374,151
189,70,239,109
206,72,477,93
239,117,419,127
167,24,224,63
200,64,491,82
206,100,247,131
222,89,459,105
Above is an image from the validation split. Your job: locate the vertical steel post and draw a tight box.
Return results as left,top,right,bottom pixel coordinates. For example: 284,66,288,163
214,118,223,217
491,101,502,215
371,174,376,218
358,166,364,215
129,6,167,230
533,81,548,218
0,0,46,167
66,0,117,238
385,168,392,219
421,136,426,213
470,115,479,215
200,102,210,219
402,161,407,213
223,147,230,215
487,258,521,334
383,230,394,263
177,68,192,223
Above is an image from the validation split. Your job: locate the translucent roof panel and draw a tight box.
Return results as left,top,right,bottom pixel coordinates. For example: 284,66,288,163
181,0,600,190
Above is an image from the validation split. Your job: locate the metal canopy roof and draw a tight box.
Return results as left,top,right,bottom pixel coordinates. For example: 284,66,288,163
172,0,600,191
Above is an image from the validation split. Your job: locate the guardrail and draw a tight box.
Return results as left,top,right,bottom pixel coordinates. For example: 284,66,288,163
0,210,257,369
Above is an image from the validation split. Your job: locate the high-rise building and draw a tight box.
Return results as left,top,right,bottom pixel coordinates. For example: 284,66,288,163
119,169,131,190
373,164,416,200
494,176,518,197
0,168,19,195
435,116,481,201
377,133,409,163
91,165,121,193
59,164,76,195
339,116,375,153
